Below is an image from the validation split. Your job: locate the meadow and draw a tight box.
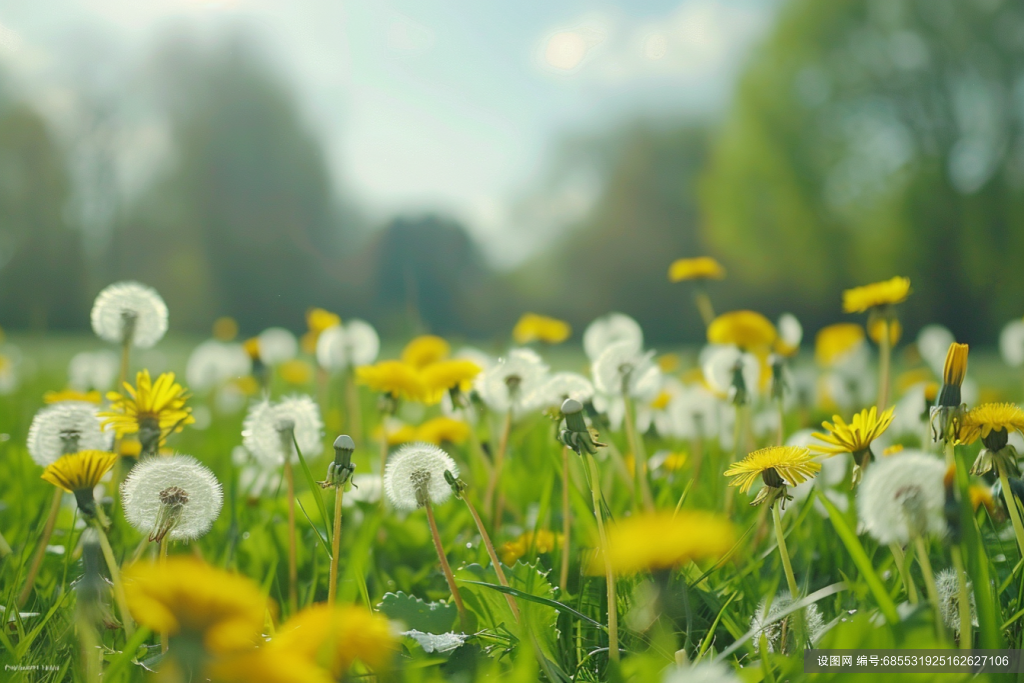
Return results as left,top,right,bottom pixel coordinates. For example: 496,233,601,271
2,272,1024,683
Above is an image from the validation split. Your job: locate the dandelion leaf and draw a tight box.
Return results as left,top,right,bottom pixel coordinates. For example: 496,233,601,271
378,591,458,633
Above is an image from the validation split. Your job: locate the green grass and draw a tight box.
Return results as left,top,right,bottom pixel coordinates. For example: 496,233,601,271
0,335,1021,682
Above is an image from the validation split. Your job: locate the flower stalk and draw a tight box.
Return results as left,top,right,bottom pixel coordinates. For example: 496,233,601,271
772,503,799,598
889,542,918,605
323,435,356,607
277,422,299,615
560,445,571,592
622,396,654,512
914,535,944,640
950,546,971,648
424,498,469,632
18,488,63,607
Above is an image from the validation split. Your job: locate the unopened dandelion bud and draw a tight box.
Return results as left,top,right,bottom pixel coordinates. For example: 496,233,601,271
937,343,968,407
323,435,356,487
443,469,467,499
558,398,604,456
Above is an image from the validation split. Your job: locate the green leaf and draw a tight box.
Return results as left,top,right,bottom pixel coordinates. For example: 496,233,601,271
291,433,332,548
378,591,458,633
461,580,605,630
816,489,899,624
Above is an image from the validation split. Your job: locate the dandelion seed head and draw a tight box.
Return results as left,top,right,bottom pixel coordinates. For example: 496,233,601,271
186,340,251,392
316,319,380,371
68,350,120,392
592,341,660,398
917,325,956,377
476,349,548,414
749,591,824,653
242,395,323,467
90,281,168,348
583,312,643,361
27,402,109,467
936,568,978,634
701,345,760,401
383,442,458,510
257,327,298,365
857,452,946,545
527,372,595,411
1000,319,1024,368
121,455,223,541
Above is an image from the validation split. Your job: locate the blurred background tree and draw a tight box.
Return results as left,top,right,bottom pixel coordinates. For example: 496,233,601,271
699,0,1024,343
0,103,88,330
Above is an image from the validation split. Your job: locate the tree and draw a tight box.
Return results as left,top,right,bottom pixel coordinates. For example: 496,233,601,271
0,105,88,330
700,0,1024,341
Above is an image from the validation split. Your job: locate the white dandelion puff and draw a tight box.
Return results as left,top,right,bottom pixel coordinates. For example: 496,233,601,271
592,340,660,398
384,442,459,511
242,395,324,467
527,372,595,412
120,454,223,542
68,350,120,392
257,327,298,366
27,402,109,467
583,312,643,361
777,313,803,350
917,325,956,377
663,661,742,683
475,348,549,414
702,345,760,401
857,451,946,545
936,568,977,634
316,319,380,371
186,340,251,392
749,591,824,653
90,281,168,348
1000,319,1024,368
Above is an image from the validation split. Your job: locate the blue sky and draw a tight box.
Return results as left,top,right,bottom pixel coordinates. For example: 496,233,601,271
0,0,777,265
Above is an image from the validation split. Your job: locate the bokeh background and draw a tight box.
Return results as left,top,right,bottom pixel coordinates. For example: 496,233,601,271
0,0,1021,345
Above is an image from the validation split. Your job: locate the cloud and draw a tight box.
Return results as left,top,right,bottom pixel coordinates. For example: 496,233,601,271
536,0,770,85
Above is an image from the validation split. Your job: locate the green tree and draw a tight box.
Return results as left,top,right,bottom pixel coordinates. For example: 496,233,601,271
0,105,88,330
701,0,1024,341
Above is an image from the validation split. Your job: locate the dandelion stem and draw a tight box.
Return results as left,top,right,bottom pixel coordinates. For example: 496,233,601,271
486,410,512,527
997,461,1024,558
775,396,785,447
90,518,135,637
77,609,102,683
951,545,971,648
914,535,944,640
328,485,344,607
159,537,169,654
463,496,519,622
345,370,363,447
18,488,63,607
877,319,891,412
283,458,299,615
623,396,654,512
693,289,715,328
424,499,469,631
772,504,799,598
585,452,619,662
119,337,131,394
889,542,918,605
559,445,571,593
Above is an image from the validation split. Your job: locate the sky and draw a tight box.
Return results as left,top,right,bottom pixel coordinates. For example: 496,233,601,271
0,0,777,266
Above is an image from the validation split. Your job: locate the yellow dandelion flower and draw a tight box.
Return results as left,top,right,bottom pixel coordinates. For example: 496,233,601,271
272,603,396,676
500,530,563,566
649,390,672,411
119,438,142,458
356,361,425,402
123,557,268,653
401,335,450,369
882,444,904,456
41,450,117,493
587,511,734,576
301,308,341,354
420,359,481,404
810,406,895,457
668,256,726,282
969,485,997,516
414,417,471,445
206,646,334,683
43,388,102,404
234,375,261,396
942,342,969,389
373,421,416,446
868,317,902,346
961,403,1024,445
213,316,239,341
707,311,776,350
512,313,571,344
815,323,865,367
725,446,820,494
842,276,911,313
657,353,681,373
896,368,933,394
243,337,261,360
279,359,314,385
100,370,194,448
